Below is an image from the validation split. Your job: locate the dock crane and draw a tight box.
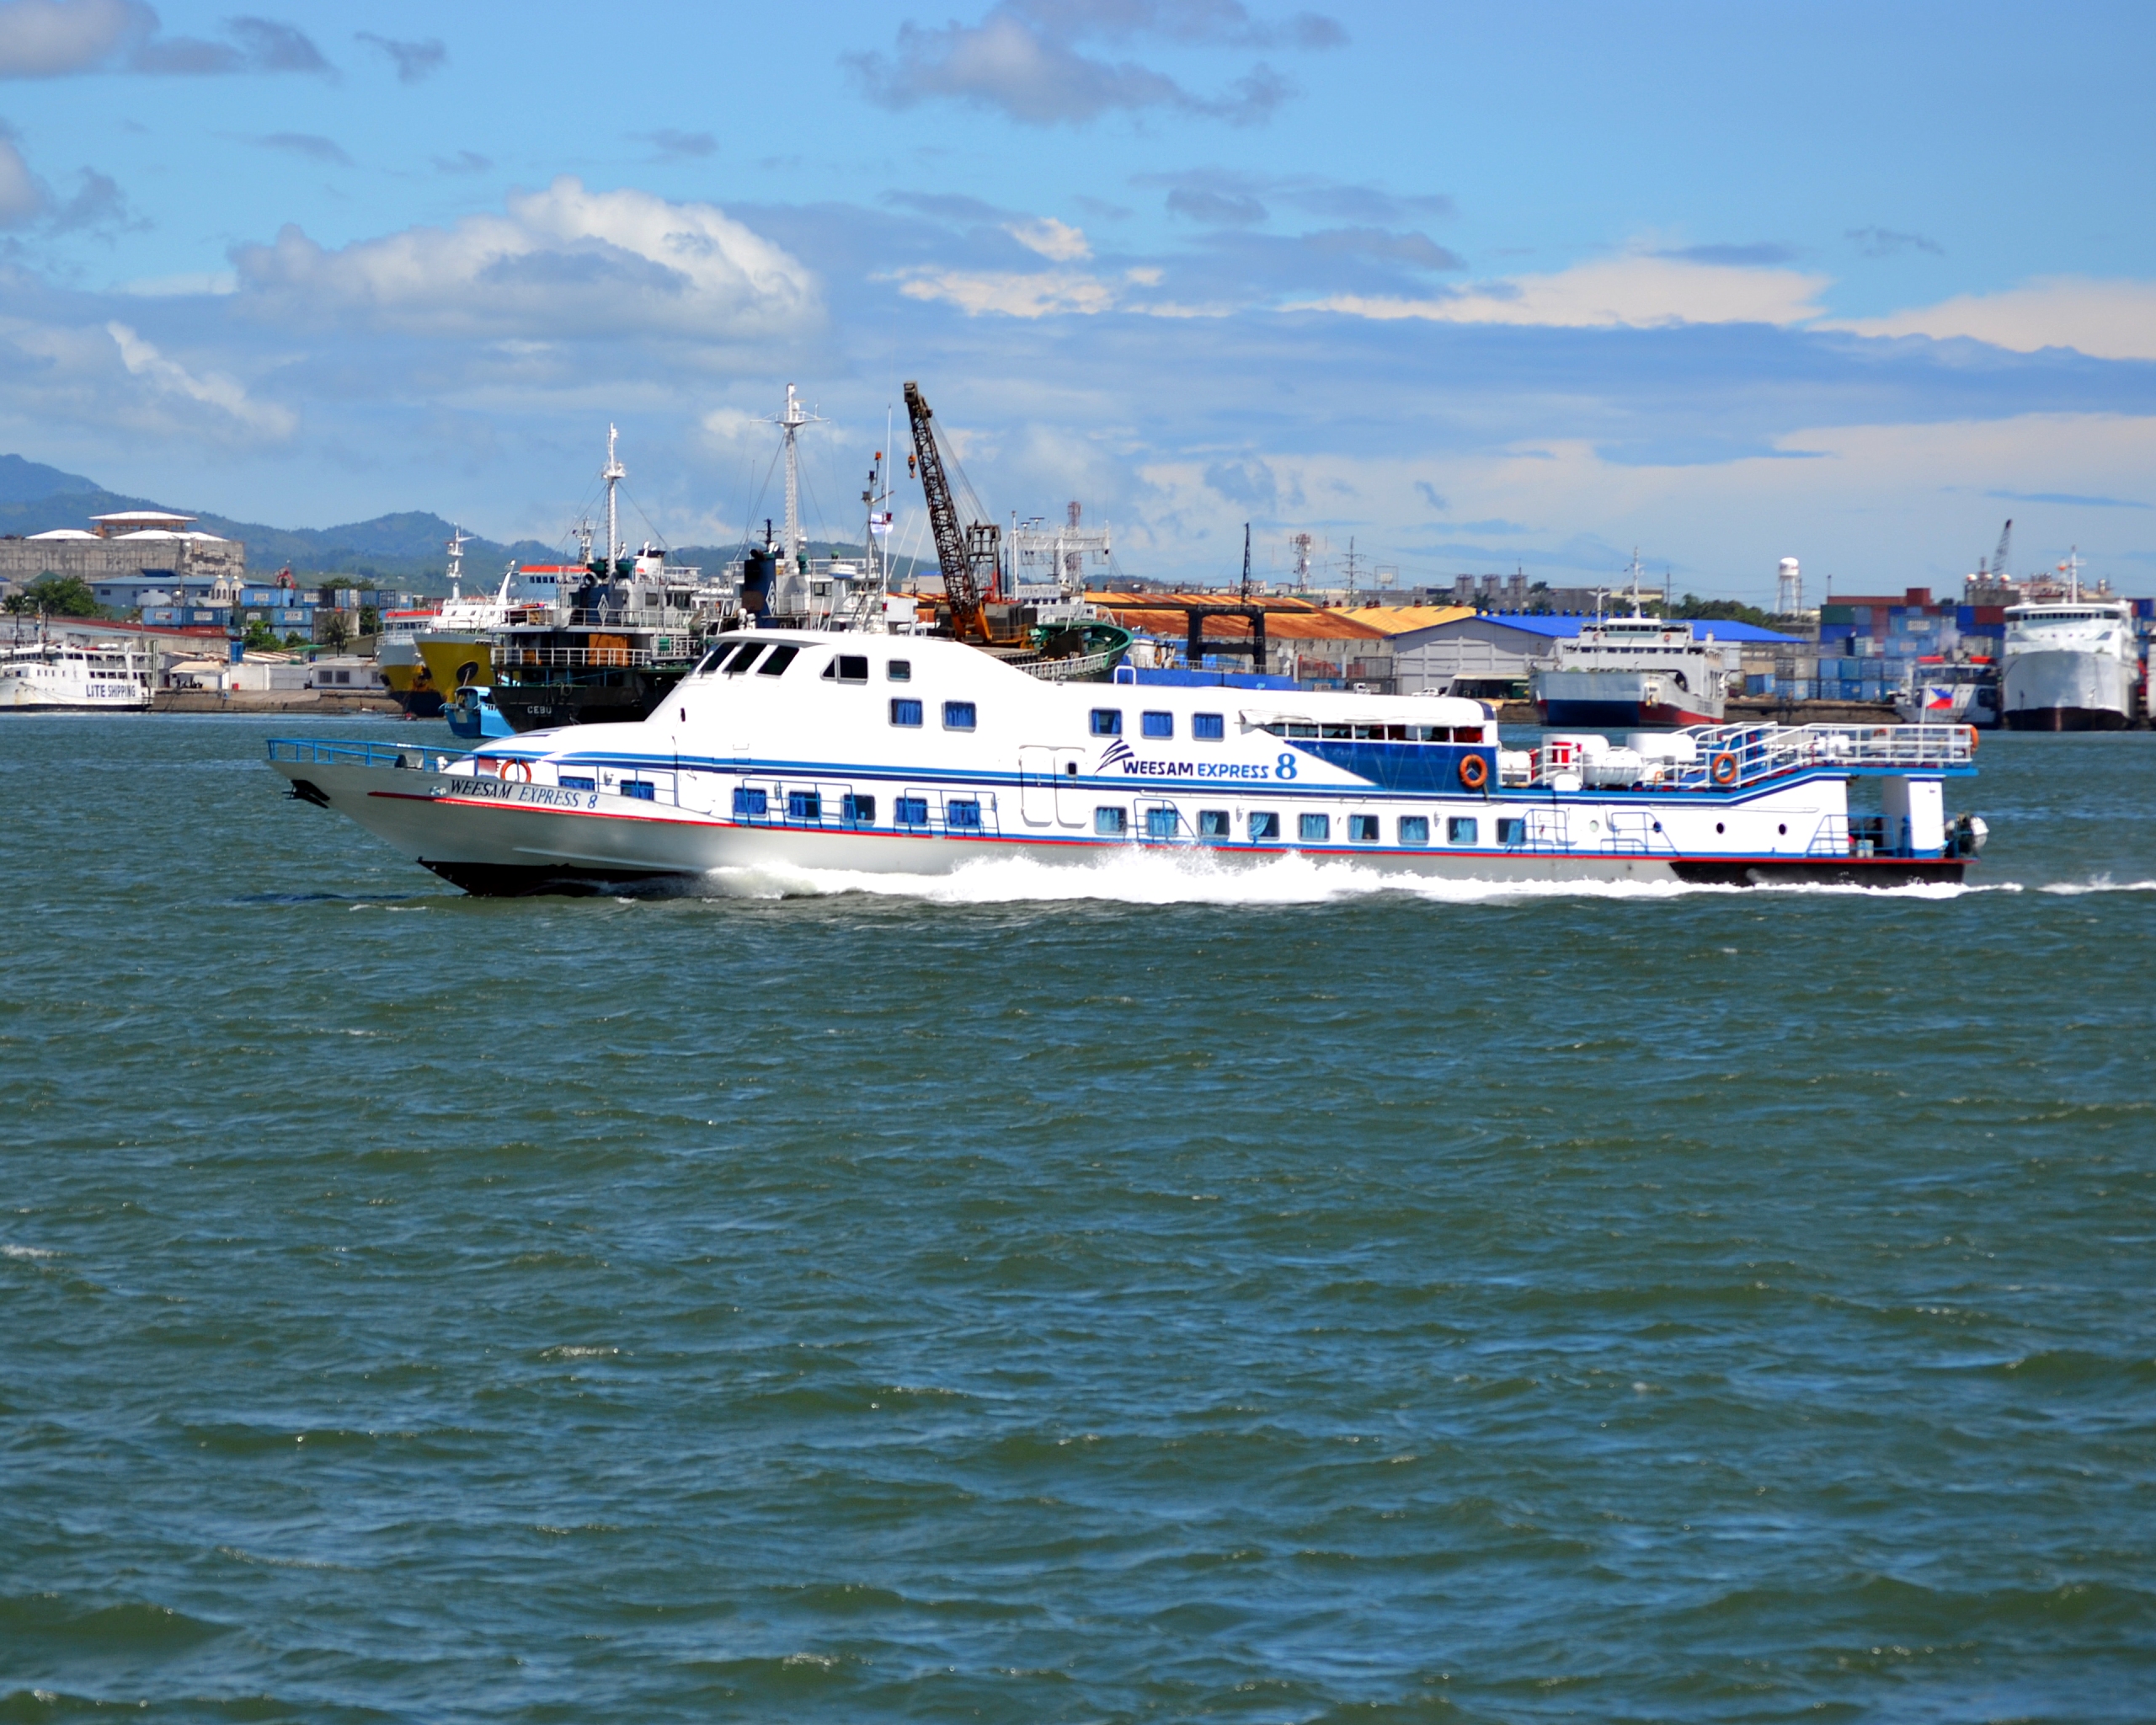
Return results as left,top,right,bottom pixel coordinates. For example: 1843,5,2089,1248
903,380,1004,644
1992,518,2013,581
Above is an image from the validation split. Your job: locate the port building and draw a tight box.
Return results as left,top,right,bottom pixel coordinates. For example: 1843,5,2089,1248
0,509,244,597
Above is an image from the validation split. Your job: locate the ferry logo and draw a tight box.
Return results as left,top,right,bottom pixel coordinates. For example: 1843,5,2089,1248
1099,740,1134,771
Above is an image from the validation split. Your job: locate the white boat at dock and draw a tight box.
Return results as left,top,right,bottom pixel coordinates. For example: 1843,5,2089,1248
268,628,1986,895
1530,555,1732,729
2000,582,2134,732
0,637,152,712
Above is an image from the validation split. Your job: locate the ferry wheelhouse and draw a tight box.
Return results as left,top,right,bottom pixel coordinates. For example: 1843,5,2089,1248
270,628,1985,895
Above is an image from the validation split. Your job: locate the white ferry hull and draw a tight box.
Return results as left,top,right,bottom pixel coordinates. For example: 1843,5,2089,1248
270,756,1967,895
2000,649,2131,731
0,665,152,712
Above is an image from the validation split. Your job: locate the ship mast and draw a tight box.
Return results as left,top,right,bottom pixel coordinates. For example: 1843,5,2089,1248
444,526,468,599
776,384,824,571
600,425,626,568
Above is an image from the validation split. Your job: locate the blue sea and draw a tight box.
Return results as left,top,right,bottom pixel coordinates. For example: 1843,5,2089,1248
4,715,2153,1722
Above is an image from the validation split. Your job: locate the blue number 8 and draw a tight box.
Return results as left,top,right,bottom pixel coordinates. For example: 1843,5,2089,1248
1275,751,1299,781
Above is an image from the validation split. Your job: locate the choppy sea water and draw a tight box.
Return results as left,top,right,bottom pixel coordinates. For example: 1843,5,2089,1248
3,714,2153,1723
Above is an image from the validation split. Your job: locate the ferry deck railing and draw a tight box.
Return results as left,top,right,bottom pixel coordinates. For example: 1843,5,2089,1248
269,738,468,773
1526,722,1976,792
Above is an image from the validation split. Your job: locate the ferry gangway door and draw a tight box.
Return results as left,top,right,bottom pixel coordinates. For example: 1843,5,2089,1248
1017,747,1056,825
1019,746,1089,827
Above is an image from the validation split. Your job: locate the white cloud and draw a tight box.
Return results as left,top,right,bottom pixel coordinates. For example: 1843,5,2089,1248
0,0,140,77
1006,216,1090,261
1825,276,2156,362
1293,254,1832,330
1115,413,2156,595
895,266,1120,318
232,176,821,342
105,320,295,435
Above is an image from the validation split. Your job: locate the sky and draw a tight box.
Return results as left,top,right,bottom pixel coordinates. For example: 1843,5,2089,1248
1,0,2153,600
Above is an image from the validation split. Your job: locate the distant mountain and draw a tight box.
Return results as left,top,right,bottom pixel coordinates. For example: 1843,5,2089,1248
0,455,99,505
0,455,926,589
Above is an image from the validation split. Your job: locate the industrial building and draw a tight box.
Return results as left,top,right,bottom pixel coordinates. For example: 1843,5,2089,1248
0,509,244,595
1358,610,1801,698
1085,592,1396,689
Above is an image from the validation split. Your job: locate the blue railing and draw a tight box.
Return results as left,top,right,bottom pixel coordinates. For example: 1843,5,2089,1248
268,738,468,772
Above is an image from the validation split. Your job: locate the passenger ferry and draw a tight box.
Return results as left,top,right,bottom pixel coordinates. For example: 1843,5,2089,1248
1529,557,1733,728
269,628,1986,895
1531,612,1731,728
2000,593,2134,729
1,639,152,712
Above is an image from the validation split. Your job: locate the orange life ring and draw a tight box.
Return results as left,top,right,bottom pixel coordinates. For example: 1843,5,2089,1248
1709,751,1740,788
1964,725,1980,751
504,759,533,782
1458,751,1489,791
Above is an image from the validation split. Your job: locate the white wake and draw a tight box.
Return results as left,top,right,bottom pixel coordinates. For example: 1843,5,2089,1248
673,848,1990,907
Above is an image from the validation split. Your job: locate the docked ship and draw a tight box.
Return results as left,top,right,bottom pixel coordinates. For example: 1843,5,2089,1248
1530,558,1730,728
1999,558,2134,730
1895,661,2000,729
1,637,152,711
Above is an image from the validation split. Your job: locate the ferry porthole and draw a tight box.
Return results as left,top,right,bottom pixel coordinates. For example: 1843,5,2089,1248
1778,823,1786,836
1716,821,1725,834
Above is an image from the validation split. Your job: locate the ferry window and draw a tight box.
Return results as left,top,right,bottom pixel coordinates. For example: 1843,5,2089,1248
843,793,876,825
1198,809,1230,839
1193,713,1225,740
890,697,923,727
1299,813,1331,842
887,660,911,681
1353,724,1379,740
1495,817,1524,846
1094,807,1127,836
1249,811,1280,840
733,788,768,818
943,701,977,731
722,643,766,675
1090,708,1122,736
787,791,821,822
826,654,869,683
1400,815,1429,846
896,795,929,826
756,645,800,677
1449,816,1478,844
558,774,595,791
622,781,655,802
1285,722,1317,739
1142,711,1173,739
947,798,982,830
1321,724,1352,740
1348,814,1379,842
1145,806,1179,839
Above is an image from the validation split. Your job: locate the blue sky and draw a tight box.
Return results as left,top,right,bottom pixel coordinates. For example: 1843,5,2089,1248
2,0,2153,598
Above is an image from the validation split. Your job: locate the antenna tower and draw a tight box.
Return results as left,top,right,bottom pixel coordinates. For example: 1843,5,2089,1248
773,383,825,569
600,425,626,566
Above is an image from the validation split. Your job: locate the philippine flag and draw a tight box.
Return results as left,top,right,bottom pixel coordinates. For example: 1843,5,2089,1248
1924,686,1955,713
